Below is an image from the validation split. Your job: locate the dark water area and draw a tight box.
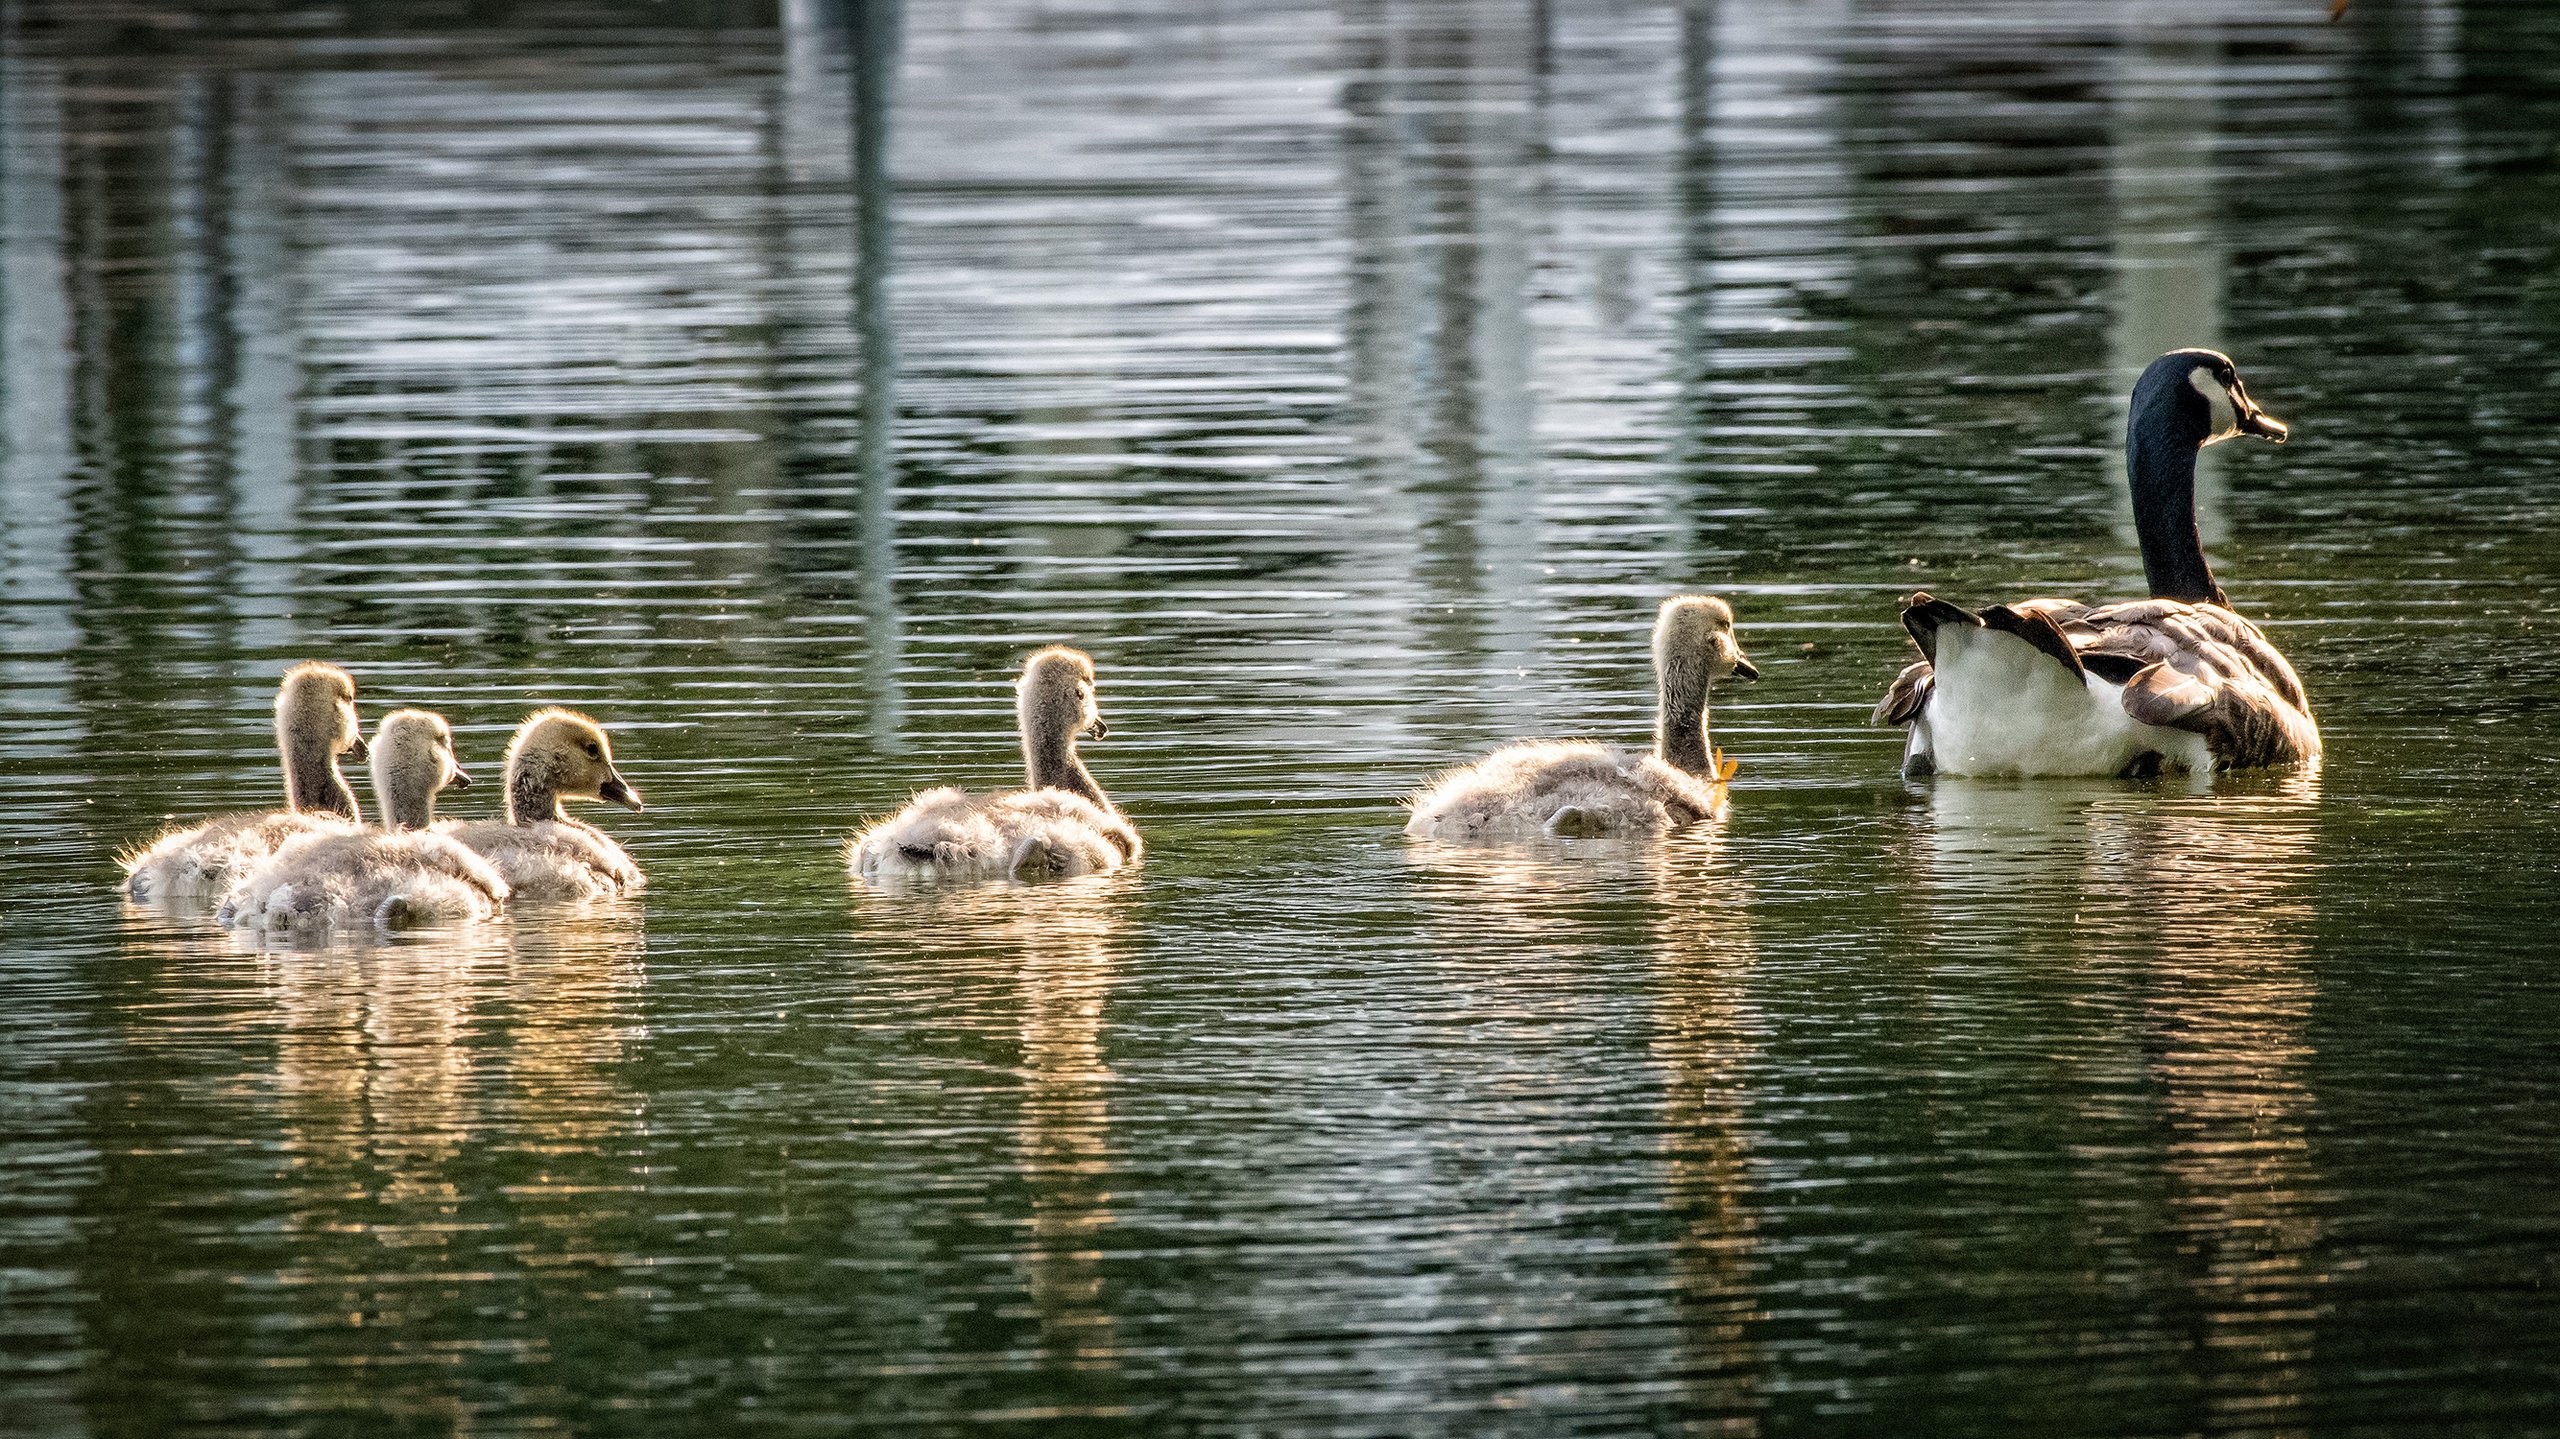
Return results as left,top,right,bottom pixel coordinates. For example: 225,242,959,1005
4,0,2559,1432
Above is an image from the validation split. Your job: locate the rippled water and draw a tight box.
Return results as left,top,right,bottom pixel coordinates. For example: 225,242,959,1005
5,0,2560,1432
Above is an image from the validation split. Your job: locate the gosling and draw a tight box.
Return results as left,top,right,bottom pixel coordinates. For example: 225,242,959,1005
849,645,1142,881
120,661,369,902
1404,595,1759,840
219,708,509,933
440,708,646,901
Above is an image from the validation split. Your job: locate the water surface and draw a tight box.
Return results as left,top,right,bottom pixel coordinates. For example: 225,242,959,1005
4,0,2559,1432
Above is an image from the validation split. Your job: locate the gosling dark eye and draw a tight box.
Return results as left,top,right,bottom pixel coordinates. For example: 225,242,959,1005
584,742,602,758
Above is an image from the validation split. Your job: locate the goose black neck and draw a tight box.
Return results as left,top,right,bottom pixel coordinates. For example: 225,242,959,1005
284,738,359,821
2127,397,2226,607
1026,732,1109,808
1654,660,1714,780
508,770,562,826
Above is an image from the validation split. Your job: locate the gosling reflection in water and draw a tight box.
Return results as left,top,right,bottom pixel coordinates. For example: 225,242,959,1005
109,913,649,1354
1404,822,1733,945
253,915,651,1184
1644,828,1767,1420
1918,773,2327,1429
1403,823,1769,1406
855,875,1135,1380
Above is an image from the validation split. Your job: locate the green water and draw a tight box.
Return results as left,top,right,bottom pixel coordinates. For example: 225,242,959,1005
4,0,2559,1432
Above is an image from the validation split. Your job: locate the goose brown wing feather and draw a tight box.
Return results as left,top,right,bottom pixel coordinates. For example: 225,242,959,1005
1872,660,1934,727
1872,592,2319,769
2063,599,2320,767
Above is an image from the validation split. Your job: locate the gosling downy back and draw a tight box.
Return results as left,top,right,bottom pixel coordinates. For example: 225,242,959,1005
849,645,1141,882
220,707,506,934
441,708,646,900
119,661,369,902
1404,594,1758,841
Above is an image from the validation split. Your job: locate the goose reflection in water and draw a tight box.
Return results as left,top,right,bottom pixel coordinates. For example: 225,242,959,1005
855,873,1135,1380
1917,773,2327,1429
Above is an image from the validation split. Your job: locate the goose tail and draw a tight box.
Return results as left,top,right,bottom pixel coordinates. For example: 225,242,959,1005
1898,592,1981,661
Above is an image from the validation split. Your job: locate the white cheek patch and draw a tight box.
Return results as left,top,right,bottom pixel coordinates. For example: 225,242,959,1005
2189,366,2240,445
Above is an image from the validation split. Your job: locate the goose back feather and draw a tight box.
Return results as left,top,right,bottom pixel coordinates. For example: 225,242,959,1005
1878,594,2319,777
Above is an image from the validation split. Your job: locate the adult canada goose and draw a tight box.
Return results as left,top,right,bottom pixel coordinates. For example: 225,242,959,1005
441,708,646,901
1404,595,1759,840
120,662,368,902
1874,348,2319,778
219,709,509,933
849,646,1142,881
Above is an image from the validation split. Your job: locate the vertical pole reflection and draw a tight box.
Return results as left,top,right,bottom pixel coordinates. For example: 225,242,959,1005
2108,18,2229,555
216,72,300,656
0,37,80,706
1668,0,1854,560
851,0,906,749
1337,0,1542,736
1670,0,1713,489
789,0,907,748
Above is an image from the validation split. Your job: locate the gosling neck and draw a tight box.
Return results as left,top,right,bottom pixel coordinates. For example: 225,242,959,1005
2127,400,2226,607
379,767,439,832
507,767,563,826
1025,726,1109,808
282,732,360,821
1654,653,1716,780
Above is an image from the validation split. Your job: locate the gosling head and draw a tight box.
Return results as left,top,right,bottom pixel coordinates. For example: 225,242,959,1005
2135,347,2288,450
371,708,471,832
1654,594,1758,685
1017,645,1114,800
1019,645,1107,745
274,661,366,818
502,707,642,825
276,661,367,762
